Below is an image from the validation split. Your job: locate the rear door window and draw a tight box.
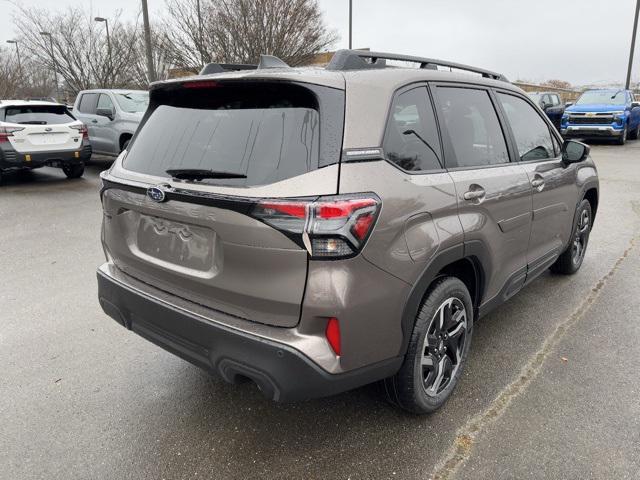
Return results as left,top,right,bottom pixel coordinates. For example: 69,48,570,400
77,93,98,114
435,87,510,168
124,82,342,187
497,93,556,161
3,105,75,125
383,87,442,172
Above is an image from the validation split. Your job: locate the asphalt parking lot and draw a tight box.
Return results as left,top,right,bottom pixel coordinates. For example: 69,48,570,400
1,143,639,480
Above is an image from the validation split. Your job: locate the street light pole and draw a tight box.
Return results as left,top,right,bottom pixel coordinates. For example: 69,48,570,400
95,17,112,86
6,40,22,76
39,32,60,102
197,0,205,66
626,0,640,89
348,0,352,49
141,0,156,83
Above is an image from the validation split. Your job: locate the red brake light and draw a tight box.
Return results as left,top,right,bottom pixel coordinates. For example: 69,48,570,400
71,124,88,139
325,317,341,356
183,80,220,89
252,194,381,259
0,126,24,143
257,201,307,219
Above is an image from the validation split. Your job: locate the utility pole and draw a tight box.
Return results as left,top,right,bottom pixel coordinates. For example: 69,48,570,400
39,32,60,102
348,0,353,49
197,0,205,66
94,17,112,87
141,0,157,82
6,40,22,76
626,0,640,89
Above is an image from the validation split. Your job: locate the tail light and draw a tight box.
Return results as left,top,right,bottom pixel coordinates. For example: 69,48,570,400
71,124,89,139
0,126,24,143
251,194,381,259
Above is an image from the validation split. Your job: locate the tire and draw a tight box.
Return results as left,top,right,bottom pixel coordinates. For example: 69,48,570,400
629,124,640,140
616,126,628,145
62,163,84,179
384,277,474,414
550,199,592,275
121,139,130,152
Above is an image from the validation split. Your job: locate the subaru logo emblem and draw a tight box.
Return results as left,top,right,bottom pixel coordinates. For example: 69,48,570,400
147,185,168,203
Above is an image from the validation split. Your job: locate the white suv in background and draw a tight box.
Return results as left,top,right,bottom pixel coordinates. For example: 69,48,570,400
0,100,91,183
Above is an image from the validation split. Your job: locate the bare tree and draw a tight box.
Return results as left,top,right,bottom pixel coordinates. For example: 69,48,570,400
163,0,337,69
13,5,141,97
543,79,573,90
0,47,21,98
130,24,173,88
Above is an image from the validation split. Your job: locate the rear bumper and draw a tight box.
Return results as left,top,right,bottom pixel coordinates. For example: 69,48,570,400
561,125,624,138
0,141,92,170
97,265,401,402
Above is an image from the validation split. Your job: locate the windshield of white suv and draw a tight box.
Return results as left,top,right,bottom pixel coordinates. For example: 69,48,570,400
575,90,627,106
2,105,75,124
114,92,149,113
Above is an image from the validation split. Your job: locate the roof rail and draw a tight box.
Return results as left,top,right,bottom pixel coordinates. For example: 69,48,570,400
326,49,508,82
199,55,290,75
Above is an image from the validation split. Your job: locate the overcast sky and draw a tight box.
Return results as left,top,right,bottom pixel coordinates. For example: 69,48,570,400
1,0,638,85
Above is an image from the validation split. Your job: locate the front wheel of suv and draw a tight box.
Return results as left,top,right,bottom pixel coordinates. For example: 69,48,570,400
616,126,628,145
550,199,592,275
384,277,473,414
62,163,85,179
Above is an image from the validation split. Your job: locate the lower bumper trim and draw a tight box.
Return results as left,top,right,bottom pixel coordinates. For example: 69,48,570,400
97,268,402,402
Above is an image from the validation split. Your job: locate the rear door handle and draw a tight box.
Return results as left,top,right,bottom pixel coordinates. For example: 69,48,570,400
463,187,486,201
91,119,98,124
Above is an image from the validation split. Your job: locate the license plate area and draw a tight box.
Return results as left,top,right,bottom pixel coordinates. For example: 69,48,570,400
133,213,218,276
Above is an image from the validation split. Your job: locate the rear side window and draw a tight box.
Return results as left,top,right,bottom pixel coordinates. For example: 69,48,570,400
2,105,75,125
497,93,555,161
124,82,343,187
435,87,509,168
383,87,442,172
77,93,98,114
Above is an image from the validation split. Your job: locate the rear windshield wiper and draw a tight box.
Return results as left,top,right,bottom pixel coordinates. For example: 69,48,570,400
166,168,247,181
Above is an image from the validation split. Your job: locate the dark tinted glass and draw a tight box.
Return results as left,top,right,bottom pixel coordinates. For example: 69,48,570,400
435,87,509,167
124,83,323,187
383,87,442,171
78,93,98,114
3,105,75,125
498,93,555,161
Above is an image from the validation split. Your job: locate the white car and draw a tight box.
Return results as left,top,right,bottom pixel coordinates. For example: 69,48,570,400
0,100,92,183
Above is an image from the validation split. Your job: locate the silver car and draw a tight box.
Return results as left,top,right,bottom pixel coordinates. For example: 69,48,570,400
73,89,149,156
97,51,599,414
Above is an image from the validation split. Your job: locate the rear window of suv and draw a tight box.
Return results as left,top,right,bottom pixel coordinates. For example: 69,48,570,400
124,82,343,187
2,105,75,125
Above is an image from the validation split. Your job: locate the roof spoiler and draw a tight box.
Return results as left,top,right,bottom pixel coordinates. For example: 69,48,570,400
199,55,291,75
326,49,508,82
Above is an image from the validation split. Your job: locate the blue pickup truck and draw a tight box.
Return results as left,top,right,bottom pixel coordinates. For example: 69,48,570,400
561,89,640,144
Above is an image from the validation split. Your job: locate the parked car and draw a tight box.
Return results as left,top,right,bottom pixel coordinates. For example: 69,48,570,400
97,50,599,414
527,91,564,130
73,89,149,156
0,100,91,182
561,89,640,144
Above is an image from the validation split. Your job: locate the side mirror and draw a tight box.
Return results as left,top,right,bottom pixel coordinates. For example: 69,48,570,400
632,101,640,109
540,101,549,110
96,108,114,121
565,102,574,108
562,140,590,163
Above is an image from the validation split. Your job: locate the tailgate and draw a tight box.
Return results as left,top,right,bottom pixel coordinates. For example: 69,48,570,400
102,187,308,327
